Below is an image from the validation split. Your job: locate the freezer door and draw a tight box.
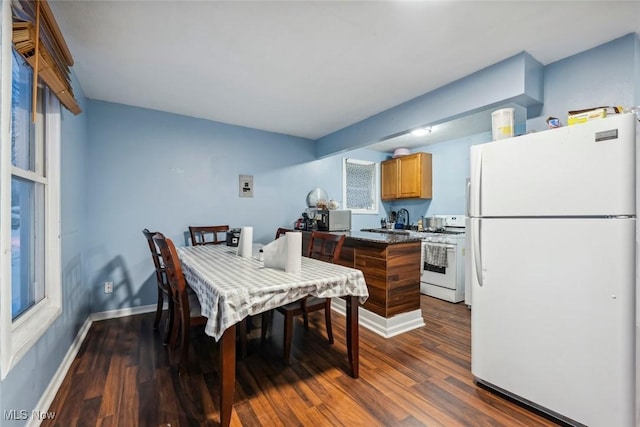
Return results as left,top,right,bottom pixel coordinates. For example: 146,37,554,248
470,217,635,426
470,114,636,217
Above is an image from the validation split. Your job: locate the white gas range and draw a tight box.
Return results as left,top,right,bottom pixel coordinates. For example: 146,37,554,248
410,215,466,303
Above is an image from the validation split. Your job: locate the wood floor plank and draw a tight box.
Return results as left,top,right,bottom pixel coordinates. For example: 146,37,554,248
117,365,138,427
42,296,562,426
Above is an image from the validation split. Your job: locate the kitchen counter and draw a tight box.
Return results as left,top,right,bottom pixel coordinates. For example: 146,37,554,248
292,229,421,319
335,229,423,244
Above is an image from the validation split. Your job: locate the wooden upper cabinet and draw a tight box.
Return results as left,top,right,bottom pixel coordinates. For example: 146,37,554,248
381,152,432,200
380,158,399,199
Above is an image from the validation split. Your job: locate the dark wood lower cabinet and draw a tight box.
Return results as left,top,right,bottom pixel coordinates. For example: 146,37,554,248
339,238,421,318
298,230,422,318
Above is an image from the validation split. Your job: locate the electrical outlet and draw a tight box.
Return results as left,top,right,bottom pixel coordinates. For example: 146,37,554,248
104,281,113,294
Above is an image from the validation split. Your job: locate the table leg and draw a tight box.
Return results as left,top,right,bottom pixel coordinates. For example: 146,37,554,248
220,324,236,427
345,295,359,378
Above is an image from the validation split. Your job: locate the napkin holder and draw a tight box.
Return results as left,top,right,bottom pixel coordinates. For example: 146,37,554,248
226,228,241,247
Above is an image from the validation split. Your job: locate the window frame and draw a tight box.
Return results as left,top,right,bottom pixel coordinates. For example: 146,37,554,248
342,158,379,215
0,0,62,379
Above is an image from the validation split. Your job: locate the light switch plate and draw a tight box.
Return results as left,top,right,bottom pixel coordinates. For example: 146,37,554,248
239,174,253,197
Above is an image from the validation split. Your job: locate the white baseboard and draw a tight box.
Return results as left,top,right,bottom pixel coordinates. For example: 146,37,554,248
27,316,93,427
28,303,163,427
90,303,160,322
331,298,424,338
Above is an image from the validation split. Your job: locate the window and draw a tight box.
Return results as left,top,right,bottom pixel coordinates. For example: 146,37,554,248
342,158,379,214
0,42,62,378
11,49,46,320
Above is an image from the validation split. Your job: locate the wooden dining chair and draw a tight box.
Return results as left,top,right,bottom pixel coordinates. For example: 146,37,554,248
269,231,346,364
153,232,249,371
275,227,293,239
188,225,230,246
152,232,208,372
142,228,173,345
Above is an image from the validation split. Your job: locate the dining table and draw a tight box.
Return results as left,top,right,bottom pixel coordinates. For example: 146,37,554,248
176,243,369,427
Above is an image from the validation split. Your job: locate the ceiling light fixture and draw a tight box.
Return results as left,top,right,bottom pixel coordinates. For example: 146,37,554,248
410,127,431,137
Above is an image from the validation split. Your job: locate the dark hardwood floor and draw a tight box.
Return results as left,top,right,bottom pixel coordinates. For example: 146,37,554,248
43,296,560,426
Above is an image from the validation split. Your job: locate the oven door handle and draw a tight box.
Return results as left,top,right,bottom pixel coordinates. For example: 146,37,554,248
422,243,456,272
423,243,456,250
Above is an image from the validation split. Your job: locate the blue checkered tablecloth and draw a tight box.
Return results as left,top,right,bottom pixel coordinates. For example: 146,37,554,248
176,244,369,341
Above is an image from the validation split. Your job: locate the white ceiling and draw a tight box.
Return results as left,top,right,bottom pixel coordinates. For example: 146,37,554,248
50,1,640,151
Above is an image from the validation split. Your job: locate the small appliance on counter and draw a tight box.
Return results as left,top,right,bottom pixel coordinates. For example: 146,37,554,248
316,209,351,231
294,212,313,230
226,228,241,247
395,208,409,229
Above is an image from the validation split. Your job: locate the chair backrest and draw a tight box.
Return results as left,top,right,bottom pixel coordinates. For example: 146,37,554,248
152,232,188,300
142,228,168,291
307,231,345,264
275,227,294,239
188,225,230,246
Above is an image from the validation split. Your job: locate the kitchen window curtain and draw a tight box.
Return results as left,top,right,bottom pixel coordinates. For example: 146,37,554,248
11,0,81,116
344,158,377,211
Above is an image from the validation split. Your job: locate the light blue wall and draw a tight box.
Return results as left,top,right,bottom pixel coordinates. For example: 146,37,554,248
381,33,640,225
1,28,638,426
316,52,543,157
85,102,386,312
383,131,492,226
0,71,89,425
86,33,640,315
528,33,639,131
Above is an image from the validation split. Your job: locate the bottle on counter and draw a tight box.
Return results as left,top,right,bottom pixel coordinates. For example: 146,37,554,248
417,217,423,231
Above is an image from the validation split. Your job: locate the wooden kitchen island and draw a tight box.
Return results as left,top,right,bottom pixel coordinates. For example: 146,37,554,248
298,230,423,321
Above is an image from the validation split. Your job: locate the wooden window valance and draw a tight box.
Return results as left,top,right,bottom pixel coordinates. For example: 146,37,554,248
11,0,81,115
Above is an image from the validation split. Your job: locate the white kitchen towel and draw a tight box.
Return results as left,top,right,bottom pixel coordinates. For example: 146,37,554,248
262,236,285,269
425,244,448,268
262,231,302,273
236,226,253,258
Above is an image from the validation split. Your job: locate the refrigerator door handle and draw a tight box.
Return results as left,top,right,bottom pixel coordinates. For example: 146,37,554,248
473,219,483,287
471,148,483,287
471,148,483,217
465,179,471,217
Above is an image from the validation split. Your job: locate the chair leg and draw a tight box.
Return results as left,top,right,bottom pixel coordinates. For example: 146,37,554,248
168,310,181,365
325,299,334,344
261,310,272,343
153,288,163,330
283,311,294,365
238,319,247,359
164,298,175,346
246,314,254,332
303,311,309,330
179,311,190,374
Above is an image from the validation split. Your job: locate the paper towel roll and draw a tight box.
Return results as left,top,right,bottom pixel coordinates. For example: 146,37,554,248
237,226,253,258
284,232,302,273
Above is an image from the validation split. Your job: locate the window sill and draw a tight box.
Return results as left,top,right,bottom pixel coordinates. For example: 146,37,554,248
4,301,61,379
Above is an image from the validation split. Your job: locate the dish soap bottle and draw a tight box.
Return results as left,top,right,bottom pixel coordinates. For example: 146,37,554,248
417,217,423,231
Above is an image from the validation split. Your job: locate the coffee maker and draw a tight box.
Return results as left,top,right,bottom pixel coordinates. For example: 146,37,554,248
295,209,317,230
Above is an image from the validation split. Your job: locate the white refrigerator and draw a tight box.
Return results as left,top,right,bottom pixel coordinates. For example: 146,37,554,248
468,113,637,426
